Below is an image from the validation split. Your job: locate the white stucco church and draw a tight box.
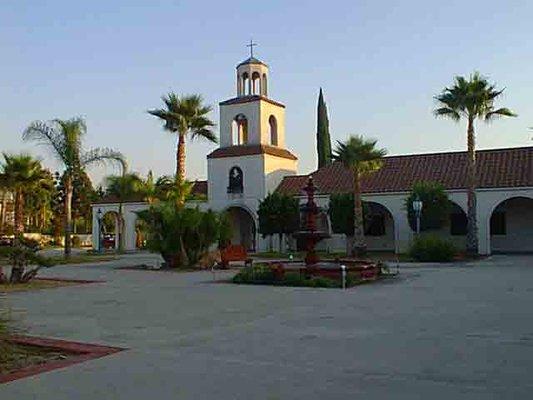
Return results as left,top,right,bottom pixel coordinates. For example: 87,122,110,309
92,53,533,255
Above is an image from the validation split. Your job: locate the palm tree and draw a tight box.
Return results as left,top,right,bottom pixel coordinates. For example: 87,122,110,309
0,154,48,239
332,135,387,257
148,93,217,188
434,72,516,255
23,117,125,258
105,173,144,251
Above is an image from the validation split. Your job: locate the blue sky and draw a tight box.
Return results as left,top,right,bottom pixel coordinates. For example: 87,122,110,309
1,0,532,185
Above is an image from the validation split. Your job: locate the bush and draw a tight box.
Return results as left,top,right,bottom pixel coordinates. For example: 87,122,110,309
405,181,451,232
409,234,456,262
136,202,231,269
232,265,341,288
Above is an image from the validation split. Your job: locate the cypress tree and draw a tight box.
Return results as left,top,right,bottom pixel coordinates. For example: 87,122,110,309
316,88,332,168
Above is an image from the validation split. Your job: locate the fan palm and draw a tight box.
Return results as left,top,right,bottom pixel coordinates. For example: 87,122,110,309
0,154,48,238
148,93,217,189
23,117,125,257
434,72,516,255
332,135,387,257
105,173,144,251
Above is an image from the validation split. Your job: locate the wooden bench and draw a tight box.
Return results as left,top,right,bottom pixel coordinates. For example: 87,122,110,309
219,245,253,269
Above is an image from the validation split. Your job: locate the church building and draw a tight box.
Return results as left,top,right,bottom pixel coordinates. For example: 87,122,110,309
92,54,533,255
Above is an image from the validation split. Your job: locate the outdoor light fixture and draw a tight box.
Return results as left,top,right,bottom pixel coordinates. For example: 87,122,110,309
412,197,423,235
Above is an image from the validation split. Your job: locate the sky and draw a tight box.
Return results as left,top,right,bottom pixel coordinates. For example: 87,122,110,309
1,0,532,186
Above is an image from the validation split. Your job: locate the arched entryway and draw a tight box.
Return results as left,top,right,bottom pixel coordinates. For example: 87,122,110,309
490,196,533,253
363,201,395,252
226,206,256,252
101,211,120,250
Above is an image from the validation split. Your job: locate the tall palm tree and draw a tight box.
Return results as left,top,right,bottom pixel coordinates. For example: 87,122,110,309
105,173,144,251
0,154,48,239
332,135,387,257
434,72,516,255
23,117,125,258
148,93,217,188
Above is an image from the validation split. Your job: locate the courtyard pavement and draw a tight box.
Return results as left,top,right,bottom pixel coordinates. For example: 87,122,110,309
1,254,532,399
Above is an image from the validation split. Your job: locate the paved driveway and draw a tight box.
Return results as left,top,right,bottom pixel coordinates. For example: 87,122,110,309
1,255,533,399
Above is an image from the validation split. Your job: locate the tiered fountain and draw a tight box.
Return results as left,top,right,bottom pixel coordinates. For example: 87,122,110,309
293,176,330,266
290,176,381,281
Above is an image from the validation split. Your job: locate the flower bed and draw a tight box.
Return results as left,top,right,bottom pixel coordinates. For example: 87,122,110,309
232,263,389,288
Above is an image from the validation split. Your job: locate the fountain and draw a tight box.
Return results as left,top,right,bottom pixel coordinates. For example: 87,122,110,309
287,176,383,282
293,176,330,266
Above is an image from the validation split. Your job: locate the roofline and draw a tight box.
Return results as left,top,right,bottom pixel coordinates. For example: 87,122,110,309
288,185,533,198
219,95,285,108
381,145,533,160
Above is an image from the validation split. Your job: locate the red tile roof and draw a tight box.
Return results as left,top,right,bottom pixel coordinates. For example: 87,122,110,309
219,95,285,108
277,146,533,196
208,144,298,160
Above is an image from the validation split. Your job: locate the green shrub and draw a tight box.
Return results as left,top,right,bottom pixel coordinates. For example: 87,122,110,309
283,271,302,285
306,276,339,288
136,202,231,268
405,181,451,232
409,234,456,262
232,265,342,288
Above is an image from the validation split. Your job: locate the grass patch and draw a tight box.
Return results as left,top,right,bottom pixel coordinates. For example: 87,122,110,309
0,341,71,376
0,279,79,293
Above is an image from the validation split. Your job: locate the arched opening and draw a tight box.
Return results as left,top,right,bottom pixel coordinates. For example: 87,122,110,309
363,202,395,252
268,115,278,146
227,166,243,194
226,206,256,252
490,196,533,253
232,114,248,145
101,211,119,250
252,72,261,95
262,73,268,96
135,217,147,250
242,72,250,96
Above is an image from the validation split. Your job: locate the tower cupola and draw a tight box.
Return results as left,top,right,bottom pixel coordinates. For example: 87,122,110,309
236,43,269,97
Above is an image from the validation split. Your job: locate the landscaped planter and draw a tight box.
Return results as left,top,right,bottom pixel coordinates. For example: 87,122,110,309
0,335,125,384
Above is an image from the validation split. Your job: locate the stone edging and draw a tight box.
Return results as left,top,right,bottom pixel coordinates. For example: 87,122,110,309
0,335,126,384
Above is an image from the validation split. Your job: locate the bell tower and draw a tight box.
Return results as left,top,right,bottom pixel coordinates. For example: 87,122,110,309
217,49,286,149
207,48,298,252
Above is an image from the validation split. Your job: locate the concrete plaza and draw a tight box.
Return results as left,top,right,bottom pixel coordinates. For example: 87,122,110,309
1,254,532,399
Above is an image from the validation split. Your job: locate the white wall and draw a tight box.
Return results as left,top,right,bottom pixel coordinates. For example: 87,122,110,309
219,102,261,147
259,101,285,147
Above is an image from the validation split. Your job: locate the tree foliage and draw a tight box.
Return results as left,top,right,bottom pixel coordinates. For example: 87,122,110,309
148,93,217,189
136,202,231,268
316,88,332,168
332,135,386,256
0,153,51,236
434,72,516,255
0,239,54,284
258,192,299,252
23,117,125,257
405,181,451,232
328,194,377,236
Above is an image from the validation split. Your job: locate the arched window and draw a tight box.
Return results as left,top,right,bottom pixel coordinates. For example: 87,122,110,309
227,166,243,194
252,72,261,95
262,73,268,96
232,114,248,145
242,73,250,95
268,115,278,146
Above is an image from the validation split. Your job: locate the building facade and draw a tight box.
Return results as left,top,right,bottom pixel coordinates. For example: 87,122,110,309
91,55,533,255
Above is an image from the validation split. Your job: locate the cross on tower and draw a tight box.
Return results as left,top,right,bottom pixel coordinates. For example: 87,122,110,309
246,39,257,58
